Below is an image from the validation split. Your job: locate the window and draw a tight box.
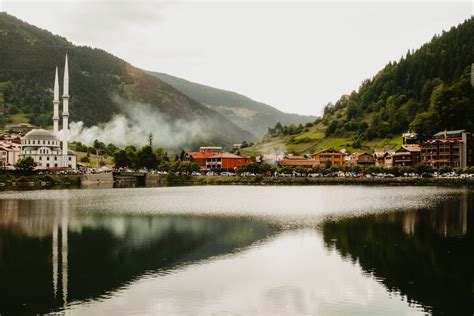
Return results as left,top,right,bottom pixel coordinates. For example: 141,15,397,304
46,163,49,167
69,157,71,161
54,157,57,161
47,157,49,161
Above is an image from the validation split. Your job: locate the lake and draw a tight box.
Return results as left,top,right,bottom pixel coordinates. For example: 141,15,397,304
0,185,472,315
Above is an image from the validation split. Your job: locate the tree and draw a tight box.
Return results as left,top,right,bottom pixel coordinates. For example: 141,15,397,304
410,112,437,140
15,156,36,172
325,121,338,137
113,149,130,168
154,147,169,163
137,145,158,170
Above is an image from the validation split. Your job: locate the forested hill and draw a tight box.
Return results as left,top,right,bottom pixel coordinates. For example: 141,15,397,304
244,17,474,155
0,13,256,148
148,71,316,138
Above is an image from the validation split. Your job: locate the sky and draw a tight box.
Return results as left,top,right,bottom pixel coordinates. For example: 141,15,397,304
1,0,472,116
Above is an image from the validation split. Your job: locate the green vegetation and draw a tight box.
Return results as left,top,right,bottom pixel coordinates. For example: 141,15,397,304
149,72,315,138
0,12,255,147
14,156,36,172
246,18,474,155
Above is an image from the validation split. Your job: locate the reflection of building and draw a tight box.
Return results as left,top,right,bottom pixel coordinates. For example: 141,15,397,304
421,130,473,169
401,191,469,237
0,197,69,306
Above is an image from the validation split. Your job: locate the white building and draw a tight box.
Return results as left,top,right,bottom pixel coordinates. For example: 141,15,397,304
19,55,77,170
0,142,20,168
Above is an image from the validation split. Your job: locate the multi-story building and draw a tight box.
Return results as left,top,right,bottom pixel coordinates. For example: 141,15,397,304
184,147,224,170
206,153,253,171
0,142,20,168
421,130,473,169
311,148,345,167
393,145,421,167
349,152,375,166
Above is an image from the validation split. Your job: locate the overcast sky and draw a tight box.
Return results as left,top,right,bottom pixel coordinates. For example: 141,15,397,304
1,0,472,116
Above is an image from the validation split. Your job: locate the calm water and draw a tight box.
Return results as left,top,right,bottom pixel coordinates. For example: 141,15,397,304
0,186,473,315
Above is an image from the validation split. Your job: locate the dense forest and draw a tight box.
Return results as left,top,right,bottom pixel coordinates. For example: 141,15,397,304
251,17,473,155
0,13,256,148
322,17,473,142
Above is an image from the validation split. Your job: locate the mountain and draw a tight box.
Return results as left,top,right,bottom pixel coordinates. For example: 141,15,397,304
148,72,316,138
0,12,256,149
243,17,474,155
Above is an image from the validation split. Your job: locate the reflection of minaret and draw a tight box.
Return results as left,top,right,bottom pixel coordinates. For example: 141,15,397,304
460,190,468,235
61,198,69,308
403,212,417,235
52,211,59,298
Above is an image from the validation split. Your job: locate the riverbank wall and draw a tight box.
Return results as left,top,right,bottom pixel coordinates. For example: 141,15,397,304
189,176,474,187
80,173,114,184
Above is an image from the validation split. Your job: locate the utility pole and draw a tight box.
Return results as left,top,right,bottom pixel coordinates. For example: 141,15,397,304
149,132,153,148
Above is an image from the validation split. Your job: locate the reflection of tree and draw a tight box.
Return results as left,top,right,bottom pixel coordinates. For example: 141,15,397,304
322,192,474,316
0,204,276,315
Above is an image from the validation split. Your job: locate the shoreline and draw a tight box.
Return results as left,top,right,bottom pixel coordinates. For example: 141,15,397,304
2,173,474,190
188,175,474,187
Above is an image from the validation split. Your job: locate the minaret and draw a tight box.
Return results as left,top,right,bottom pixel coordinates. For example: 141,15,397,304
53,67,60,135
62,55,69,168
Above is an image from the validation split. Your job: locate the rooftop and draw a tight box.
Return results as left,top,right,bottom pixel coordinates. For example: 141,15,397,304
24,129,58,141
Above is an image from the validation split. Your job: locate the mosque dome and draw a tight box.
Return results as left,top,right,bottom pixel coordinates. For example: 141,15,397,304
24,129,58,141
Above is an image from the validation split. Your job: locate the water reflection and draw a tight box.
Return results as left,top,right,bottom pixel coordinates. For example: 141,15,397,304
322,190,474,315
0,198,276,314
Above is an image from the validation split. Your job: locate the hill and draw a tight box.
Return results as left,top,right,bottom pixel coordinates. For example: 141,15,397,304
243,17,474,156
0,12,256,149
148,72,316,138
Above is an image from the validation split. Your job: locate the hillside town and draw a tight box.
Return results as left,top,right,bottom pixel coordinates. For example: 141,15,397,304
0,56,472,178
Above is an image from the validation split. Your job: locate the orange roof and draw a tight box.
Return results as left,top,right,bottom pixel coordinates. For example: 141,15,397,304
279,159,318,166
186,152,215,159
312,148,343,156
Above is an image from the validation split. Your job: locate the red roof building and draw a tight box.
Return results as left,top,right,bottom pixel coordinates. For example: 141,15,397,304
393,145,421,167
184,151,216,169
421,130,473,168
206,153,253,170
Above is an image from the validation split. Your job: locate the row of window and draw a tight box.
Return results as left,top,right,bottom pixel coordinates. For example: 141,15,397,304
23,140,59,146
42,163,73,168
35,156,73,161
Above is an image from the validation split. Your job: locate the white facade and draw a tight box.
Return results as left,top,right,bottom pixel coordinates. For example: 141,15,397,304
19,55,77,170
19,129,76,169
0,142,20,168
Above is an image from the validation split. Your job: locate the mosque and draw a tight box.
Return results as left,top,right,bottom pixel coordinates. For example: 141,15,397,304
19,55,77,170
